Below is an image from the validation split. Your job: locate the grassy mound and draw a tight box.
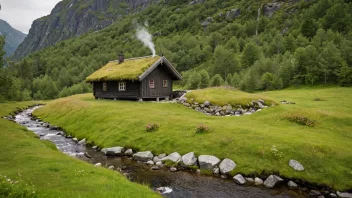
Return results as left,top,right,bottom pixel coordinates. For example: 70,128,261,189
34,87,352,190
0,102,159,198
185,87,276,106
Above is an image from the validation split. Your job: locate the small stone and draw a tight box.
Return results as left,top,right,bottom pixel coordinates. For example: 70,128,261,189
146,160,154,165
213,167,220,174
310,190,321,196
156,161,163,166
92,146,98,149
158,153,167,158
78,138,86,145
101,147,124,156
246,178,254,183
329,193,337,198
254,177,263,185
219,158,236,175
233,174,246,185
124,149,133,156
264,175,283,188
289,159,304,171
153,156,161,163
72,138,78,143
204,101,211,107
181,152,197,167
183,103,191,107
198,155,220,170
221,175,228,179
133,151,154,162
108,166,114,170
337,192,352,198
287,181,298,189
95,163,102,167
162,152,181,163
84,152,92,158
170,167,177,172
151,166,160,170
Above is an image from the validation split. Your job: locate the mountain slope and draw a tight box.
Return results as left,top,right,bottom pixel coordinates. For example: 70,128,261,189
0,19,26,57
13,0,157,59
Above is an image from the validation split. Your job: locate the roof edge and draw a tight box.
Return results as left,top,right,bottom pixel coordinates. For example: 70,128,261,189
138,56,182,81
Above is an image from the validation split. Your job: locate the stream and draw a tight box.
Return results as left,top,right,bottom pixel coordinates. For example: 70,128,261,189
14,106,308,198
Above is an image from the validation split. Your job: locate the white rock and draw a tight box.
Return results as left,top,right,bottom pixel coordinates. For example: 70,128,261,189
156,161,163,166
264,175,283,188
181,152,197,167
124,149,133,156
245,178,254,183
213,167,220,174
72,138,78,143
219,158,236,175
162,152,181,163
108,166,114,170
287,181,298,188
146,160,154,165
254,177,263,185
289,159,304,171
153,156,162,163
95,163,102,167
337,192,352,198
169,167,177,172
78,138,86,145
198,155,220,170
101,147,124,156
233,174,246,185
133,151,154,162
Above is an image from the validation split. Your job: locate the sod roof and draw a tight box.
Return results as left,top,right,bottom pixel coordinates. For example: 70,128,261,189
86,56,161,82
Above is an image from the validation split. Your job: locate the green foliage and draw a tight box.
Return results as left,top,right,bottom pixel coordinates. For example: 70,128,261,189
284,112,316,127
199,70,210,89
195,124,210,133
0,36,5,68
0,175,37,198
210,74,224,87
241,42,262,68
145,123,160,132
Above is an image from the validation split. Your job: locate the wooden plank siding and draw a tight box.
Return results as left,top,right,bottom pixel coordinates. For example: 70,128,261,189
141,63,173,98
93,81,140,99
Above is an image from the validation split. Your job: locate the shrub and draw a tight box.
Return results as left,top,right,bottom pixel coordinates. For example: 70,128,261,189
196,124,210,133
0,175,37,198
145,123,160,132
284,113,316,127
270,145,283,159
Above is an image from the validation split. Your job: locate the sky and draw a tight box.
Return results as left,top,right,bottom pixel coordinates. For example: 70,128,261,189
0,0,62,34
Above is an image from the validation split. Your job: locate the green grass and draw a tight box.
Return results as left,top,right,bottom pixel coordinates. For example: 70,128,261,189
86,56,160,82
185,87,276,106
0,102,159,198
34,87,352,190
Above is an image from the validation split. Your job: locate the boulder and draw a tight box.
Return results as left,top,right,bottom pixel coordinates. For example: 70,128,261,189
108,166,114,170
337,192,352,198
263,2,282,18
264,175,283,188
219,158,237,175
101,147,124,156
226,8,241,19
153,156,162,163
204,101,211,107
92,146,98,150
181,152,197,167
124,149,134,156
146,160,154,165
289,159,304,171
158,153,167,158
201,17,213,27
133,151,154,162
170,167,177,172
198,155,220,170
162,152,181,163
254,177,263,185
78,138,86,145
156,161,163,166
72,138,78,143
95,163,102,167
233,174,246,185
287,181,298,189
310,190,321,196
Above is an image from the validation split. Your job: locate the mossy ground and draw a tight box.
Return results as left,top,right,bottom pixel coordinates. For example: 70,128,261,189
34,86,352,190
0,102,159,198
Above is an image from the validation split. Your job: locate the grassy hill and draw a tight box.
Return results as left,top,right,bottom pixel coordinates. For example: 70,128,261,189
0,102,159,197
34,86,352,190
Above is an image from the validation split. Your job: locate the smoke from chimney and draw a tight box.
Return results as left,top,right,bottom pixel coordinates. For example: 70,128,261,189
136,24,156,57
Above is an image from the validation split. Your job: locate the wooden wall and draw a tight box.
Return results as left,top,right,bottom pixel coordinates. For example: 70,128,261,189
93,81,140,99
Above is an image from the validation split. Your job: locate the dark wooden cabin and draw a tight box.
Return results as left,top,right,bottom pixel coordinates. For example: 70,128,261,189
86,54,182,100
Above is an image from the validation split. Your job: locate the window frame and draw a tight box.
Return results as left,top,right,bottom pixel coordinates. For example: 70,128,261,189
118,82,126,91
163,80,168,88
103,82,107,92
149,79,155,89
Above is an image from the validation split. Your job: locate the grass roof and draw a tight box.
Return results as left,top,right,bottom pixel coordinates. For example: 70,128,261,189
86,56,160,82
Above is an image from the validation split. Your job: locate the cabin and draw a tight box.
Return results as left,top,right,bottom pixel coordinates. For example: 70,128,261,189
86,54,182,101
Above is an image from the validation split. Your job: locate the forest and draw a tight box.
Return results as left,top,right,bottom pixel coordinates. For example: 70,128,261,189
0,0,352,101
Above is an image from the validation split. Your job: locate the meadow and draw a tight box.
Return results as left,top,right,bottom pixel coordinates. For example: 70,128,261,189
0,102,159,197
34,86,352,190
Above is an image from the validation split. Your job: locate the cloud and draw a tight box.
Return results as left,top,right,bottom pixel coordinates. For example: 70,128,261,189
0,0,62,33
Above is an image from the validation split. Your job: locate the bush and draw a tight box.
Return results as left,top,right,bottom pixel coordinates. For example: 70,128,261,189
145,123,160,132
0,175,37,198
284,113,316,127
210,74,224,87
196,124,210,133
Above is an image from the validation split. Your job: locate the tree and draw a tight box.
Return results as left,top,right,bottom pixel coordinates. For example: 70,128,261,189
300,18,318,38
320,42,342,84
186,72,201,90
199,70,210,88
231,73,241,88
261,72,275,90
210,74,224,87
214,45,241,78
241,42,262,68
0,36,5,67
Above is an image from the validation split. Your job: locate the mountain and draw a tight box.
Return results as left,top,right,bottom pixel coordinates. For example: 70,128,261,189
13,0,157,59
0,19,27,57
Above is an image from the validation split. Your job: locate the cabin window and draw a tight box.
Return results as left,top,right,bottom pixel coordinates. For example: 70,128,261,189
149,80,155,88
163,80,168,88
103,82,107,92
119,82,126,91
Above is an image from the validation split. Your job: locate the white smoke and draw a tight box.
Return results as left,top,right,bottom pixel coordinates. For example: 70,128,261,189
136,25,156,57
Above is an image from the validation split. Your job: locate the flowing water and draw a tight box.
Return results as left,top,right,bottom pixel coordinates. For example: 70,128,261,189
14,106,308,198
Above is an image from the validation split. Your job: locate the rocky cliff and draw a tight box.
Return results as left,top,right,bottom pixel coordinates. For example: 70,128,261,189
0,19,27,57
13,0,156,59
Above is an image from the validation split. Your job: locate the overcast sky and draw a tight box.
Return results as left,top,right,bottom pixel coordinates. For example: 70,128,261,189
0,0,62,34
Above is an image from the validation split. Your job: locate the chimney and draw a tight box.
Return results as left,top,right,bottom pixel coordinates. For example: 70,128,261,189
119,52,124,64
